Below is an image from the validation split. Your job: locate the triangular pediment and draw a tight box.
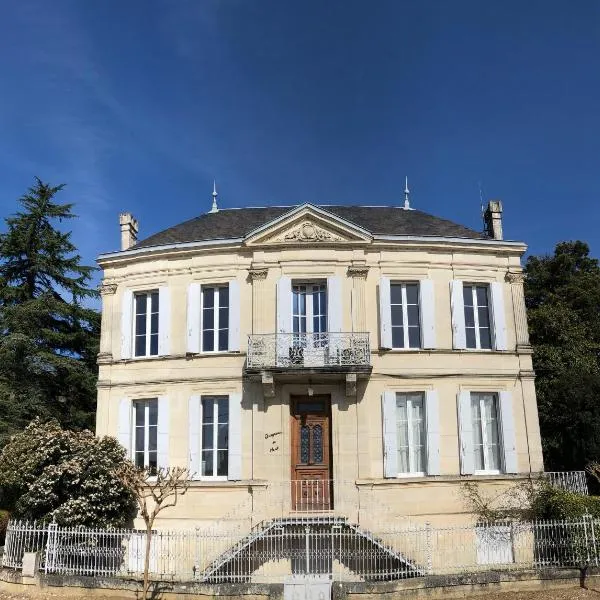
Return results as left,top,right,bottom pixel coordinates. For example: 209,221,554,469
244,204,372,246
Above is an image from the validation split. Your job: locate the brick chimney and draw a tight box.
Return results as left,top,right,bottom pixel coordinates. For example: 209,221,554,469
484,200,503,240
119,213,139,250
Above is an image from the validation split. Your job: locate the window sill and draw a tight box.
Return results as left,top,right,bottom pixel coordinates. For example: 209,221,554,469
186,351,242,358
187,479,269,489
356,473,522,486
376,348,510,355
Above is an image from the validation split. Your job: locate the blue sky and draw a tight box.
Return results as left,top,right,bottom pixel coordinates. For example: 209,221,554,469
0,0,599,284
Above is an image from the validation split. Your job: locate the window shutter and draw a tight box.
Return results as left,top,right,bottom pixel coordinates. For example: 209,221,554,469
228,280,241,352
276,276,292,333
425,390,440,475
458,390,474,475
188,395,201,479
158,287,170,356
327,276,343,333
490,282,508,351
118,398,131,456
379,277,392,349
121,289,133,359
450,280,466,350
499,391,518,473
419,279,436,349
187,283,201,353
157,396,169,470
228,392,242,481
382,391,398,478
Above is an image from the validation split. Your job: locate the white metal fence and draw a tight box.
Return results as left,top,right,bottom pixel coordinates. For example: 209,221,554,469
3,516,600,583
545,471,589,495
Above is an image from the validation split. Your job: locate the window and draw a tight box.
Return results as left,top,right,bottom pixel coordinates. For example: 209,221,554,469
134,291,159,357
390,283,421,349
463,285,492,350
396,392,426,475
134,399,158,471
292,283,327,334
202,286,229,352
201,396,229,478
471,392,501,473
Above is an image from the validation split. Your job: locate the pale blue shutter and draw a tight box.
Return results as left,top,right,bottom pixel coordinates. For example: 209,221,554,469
276,277,292,333
458,390,474,475
188,395,201,479
379,277,392,349
228,392,242,481
499,391,518,473
157,396,169,470
228,280,241,351
419,279,436,349
451,281,466,350
121,289,133,359
490,282,508,351
382,391,397,478
187,283,201,353
327,276,343,333
425,390,440,475
158,287,170,356
118,398,132,457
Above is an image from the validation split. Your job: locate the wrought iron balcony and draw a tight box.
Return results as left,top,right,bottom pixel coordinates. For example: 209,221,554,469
247,332,371,370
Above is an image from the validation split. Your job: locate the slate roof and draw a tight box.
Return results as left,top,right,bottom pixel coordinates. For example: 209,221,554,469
134,205,487,249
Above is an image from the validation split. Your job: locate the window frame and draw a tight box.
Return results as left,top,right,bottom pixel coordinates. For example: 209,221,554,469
395,391,426,477
292,281,327,335
201,285,229,354
471,392,502,475
133,398,158,471
463,284,493,351
200,395,229,481
133,290,159,358
390,282,421,350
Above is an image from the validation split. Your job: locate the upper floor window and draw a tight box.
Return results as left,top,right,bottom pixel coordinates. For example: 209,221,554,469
134,398,158,471
463,285,492,350
292,282,327,334
391,283,421,349
396,392,425,475
134,291,159,357
471,392,501,473
202,286,229,352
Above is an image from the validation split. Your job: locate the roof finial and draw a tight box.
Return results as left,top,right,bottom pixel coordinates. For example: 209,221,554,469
403,176,411,210
210,180,219,213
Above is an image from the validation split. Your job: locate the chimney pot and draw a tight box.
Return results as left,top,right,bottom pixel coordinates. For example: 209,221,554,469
484,200,503,240
119,212,139,250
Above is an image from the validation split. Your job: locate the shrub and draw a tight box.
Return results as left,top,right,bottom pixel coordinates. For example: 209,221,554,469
0,509,9,545
0,418,137,527
530,485,600,520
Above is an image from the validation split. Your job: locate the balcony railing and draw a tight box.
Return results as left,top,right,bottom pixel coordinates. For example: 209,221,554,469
247,332,371,370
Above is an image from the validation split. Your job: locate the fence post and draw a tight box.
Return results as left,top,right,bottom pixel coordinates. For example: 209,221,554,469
45,520,58,575
425,522,433,575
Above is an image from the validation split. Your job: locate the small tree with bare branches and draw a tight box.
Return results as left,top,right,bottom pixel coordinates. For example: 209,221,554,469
117,465,191,599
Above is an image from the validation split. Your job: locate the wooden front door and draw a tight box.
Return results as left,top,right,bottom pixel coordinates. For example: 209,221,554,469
290,396,332,511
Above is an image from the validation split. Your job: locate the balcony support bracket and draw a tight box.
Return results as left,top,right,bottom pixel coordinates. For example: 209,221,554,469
262,371,275,398
346,373,357,398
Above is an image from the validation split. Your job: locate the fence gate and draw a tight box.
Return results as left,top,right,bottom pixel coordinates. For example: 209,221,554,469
284,575,331,600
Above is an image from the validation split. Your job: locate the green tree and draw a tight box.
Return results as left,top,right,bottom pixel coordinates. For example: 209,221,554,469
0,178,100,444
525,241,600,470
0,419,136,527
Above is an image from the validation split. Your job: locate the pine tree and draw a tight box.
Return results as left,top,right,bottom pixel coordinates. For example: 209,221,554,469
0,178,100,444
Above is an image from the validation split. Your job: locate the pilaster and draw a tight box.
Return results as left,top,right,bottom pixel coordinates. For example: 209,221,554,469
98,281,117,362
506,270,531,352
249,267,269,334
348,264,369,332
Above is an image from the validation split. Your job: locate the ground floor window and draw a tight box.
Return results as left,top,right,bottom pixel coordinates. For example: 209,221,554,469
471,392,501,473
201,396,229,478
134,398,158,471
396,392,426,475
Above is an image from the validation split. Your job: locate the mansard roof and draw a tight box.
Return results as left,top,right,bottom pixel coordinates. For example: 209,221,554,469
134,204,486,249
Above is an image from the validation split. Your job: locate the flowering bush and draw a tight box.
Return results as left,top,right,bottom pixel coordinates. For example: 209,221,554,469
0,418,136,527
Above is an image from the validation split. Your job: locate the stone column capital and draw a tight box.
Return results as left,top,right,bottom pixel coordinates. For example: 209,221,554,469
505,270,525,284
99,282,118,296
347,265,369,278
248,268,269,281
